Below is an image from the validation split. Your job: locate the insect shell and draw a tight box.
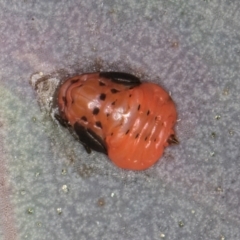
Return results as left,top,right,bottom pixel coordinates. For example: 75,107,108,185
57,72,178,171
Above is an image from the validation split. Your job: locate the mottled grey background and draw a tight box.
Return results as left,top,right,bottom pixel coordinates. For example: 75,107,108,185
0,0,240,240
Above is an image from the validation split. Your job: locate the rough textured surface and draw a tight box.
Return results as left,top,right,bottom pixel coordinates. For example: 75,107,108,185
0,0,240,239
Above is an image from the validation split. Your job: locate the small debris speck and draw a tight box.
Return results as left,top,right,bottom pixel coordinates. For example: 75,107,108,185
215,186,223,193
62,184,69,193
210,152,215,157
171,41,179,48
160,233,165,238
36,222,42,227
215,115,221,120
57,208,62,215
27,208,34,214
229,129,234,136
61,169,67,175
97,198,105,207
211,132,216,138
20,190,26,195
222,88,229,95
178,221,184,227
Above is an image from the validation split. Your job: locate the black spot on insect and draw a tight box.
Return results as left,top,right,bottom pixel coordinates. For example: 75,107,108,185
81,116,87,122
145,137,148,141
99,81,106,86
155,116,157,120
125,129,130,135
62,96,67,105
129,94,132,97
95,121,102,129
92,107,100,115
137,105,140,111
111,132,113,136
71,79,79,84
111,88,119,94
135,133,139,139
154,138,157,142
111,101,116,106
99,93,106,100
106,113,110,117
147,110,150,116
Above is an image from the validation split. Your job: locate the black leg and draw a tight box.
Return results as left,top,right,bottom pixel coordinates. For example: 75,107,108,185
74,122,108,155
99,72,141,86
54,113,70,128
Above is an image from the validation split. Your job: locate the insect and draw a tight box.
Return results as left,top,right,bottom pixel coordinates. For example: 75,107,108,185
57,72,178,170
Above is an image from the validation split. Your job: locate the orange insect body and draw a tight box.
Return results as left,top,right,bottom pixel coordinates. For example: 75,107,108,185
58,72,177,170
